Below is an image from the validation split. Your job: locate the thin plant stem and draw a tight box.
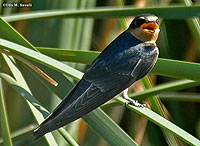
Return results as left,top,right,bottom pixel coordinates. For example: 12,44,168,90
0,79,13,146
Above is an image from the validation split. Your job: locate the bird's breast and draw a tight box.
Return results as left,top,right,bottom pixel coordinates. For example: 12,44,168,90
128,41,158,60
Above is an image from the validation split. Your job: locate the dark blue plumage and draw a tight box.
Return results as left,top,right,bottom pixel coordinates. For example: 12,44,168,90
33,14,160,141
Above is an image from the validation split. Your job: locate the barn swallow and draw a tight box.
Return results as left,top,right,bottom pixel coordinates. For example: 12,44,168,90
33,13,160,141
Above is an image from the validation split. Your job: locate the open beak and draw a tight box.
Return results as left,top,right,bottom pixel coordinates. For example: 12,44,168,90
140,22,159,33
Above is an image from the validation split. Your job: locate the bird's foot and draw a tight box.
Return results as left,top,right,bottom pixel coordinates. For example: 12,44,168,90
123,88,146,107
124,98,146,108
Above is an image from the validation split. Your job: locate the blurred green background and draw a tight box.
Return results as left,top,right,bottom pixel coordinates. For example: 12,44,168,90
0,0,200,146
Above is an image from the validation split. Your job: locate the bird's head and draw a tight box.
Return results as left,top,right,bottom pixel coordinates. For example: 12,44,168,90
129,13,160,42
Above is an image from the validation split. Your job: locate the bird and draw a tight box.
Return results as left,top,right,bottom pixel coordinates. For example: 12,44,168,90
33,13,160,141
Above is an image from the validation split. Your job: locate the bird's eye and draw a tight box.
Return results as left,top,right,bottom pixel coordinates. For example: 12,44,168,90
155,19,159,25
135,18,146,27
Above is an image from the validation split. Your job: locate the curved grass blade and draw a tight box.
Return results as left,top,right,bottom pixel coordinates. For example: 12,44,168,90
2,5,200,22
37,48,200,82
129,79,200,99
83,108,138,146
0,70,78,146
180,0,200,53
141,76,179,146
0,13,75,112
0,18,36,51
0,79,13,146
116,97,200,146
0,39,83,80
37,47,99,65
2,54,58,145
152,58,200,82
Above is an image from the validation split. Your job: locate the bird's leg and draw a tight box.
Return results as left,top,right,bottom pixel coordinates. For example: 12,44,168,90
123,88,146,107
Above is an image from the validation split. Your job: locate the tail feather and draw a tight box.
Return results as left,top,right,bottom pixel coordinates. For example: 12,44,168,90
32,79,88,142
33,113,58,142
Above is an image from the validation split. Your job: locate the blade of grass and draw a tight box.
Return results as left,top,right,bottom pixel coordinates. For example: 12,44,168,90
74,0,96,71
3,54,79,145
141,76,179,146
115,96,200,146
179,0,200,53
0,79,13,146
3,53,80,145
59,1,77,49
152,58,200,81
0,16,69,134
129,79,200,99
2,54,58,145
0,5,77,126
1,50,58,86
37,47,99,65
0,39,83,80
0,16,71,101
0,16,70,143
0,125,36,144
37,48,200,82
0,18,36,51
159,92,200,102
2,5,200,22
0,70,79,146
82,108,138,146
